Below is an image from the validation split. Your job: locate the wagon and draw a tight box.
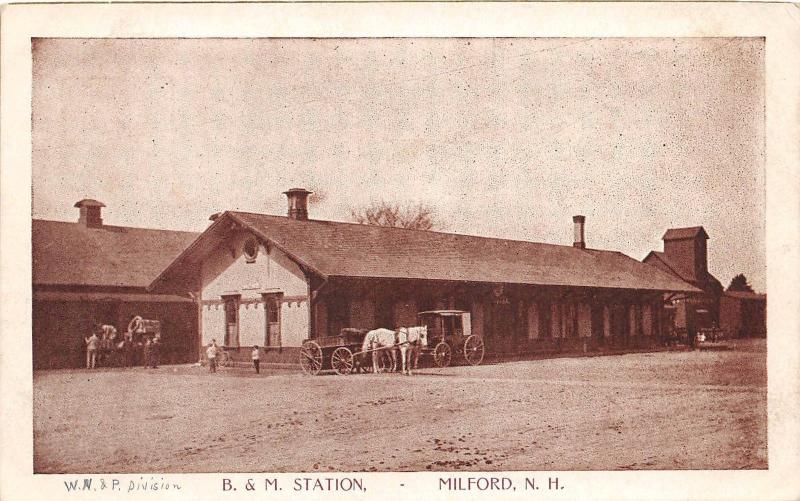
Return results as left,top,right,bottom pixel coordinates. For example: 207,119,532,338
299,328,396,376
100,316,162,367
417,310,485,368
127,316,161,343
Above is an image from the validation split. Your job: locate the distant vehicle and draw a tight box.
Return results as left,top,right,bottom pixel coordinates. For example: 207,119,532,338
694,309,730,349
417,310,485,368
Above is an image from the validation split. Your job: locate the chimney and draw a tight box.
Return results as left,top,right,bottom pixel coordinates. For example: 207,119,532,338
282,188,312,221
572,215,586,249
74,199,105,228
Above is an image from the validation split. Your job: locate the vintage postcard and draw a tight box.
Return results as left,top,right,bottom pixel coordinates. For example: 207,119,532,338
1,2,798,500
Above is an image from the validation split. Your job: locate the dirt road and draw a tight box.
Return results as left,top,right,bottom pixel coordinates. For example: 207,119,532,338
33,341,766,473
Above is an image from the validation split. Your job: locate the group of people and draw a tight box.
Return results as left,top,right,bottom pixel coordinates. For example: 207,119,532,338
204,339,261,374
84,323,161,369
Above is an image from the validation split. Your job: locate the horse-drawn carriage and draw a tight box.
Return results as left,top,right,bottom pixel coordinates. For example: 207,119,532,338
418,310,485,368
299,328,396,375
664,308,729,349
298,310,485,375
94,316,161,367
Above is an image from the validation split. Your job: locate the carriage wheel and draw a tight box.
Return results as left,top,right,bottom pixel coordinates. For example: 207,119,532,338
463,335,485,366
331,347,354,375
378,350,396,373
433,342,452,368
299,341,323,376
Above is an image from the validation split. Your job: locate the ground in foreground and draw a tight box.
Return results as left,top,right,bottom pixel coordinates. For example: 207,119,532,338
33,340,766,472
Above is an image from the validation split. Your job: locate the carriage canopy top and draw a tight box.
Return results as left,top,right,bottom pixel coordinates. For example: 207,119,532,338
418,310,469,316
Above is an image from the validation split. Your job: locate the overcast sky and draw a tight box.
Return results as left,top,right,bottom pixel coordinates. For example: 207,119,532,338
32,37,765,291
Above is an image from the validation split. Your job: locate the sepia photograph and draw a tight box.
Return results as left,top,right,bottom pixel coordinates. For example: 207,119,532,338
2,2,799,500
30,36,767,474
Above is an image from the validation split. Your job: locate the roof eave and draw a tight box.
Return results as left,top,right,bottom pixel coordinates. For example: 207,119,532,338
147,211,329,294
147,214,231,293
327,274,701,294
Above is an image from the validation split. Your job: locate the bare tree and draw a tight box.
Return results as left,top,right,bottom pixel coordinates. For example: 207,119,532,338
307,185,328,206
349,200,439,231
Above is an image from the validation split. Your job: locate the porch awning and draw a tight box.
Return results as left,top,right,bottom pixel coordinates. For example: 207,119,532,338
34,290,194,303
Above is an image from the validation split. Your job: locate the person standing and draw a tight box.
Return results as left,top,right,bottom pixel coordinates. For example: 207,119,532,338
150,336,160,369
206,340,218,373
143,338,152,368
122,331,135,367
251,345,261,374
85,329,100,369
98,325,117,367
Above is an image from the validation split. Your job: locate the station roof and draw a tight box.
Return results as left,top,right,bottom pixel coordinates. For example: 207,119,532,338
642,250,723,293
150,211,701,295
33,219,199,289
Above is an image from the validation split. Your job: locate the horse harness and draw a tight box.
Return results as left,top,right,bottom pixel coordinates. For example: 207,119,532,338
366,328,418,352
395,327,419,348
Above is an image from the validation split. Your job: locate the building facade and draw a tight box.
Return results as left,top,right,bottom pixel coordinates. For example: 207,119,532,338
720,291,767,338
150,189,700,364
32,200,201,369
643,227,725,337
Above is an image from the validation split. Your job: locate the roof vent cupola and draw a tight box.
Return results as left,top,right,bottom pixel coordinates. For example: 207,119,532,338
74,199,105,228
282,188,312,221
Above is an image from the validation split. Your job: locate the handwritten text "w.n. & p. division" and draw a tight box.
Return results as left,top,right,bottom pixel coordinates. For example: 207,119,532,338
63,477,181,493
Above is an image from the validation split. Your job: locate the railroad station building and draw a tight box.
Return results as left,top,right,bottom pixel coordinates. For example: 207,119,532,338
149,189,700,364
642,227,725,336
32,200,200,369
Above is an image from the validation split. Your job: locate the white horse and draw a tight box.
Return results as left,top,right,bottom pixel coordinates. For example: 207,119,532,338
396,326,428,376
361,326,428,375
362,328,397,374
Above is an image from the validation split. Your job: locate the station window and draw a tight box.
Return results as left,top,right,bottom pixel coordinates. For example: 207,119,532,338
262,292,283,347
221,294,240,347
538,301,551,338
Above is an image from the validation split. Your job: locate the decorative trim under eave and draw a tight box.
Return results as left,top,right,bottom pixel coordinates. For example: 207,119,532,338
201,295,307,310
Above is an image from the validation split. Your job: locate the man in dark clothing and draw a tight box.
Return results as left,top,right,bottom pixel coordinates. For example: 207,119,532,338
122,333,135,367
150,337,160,368
251,345,260,374
143,338,152,368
